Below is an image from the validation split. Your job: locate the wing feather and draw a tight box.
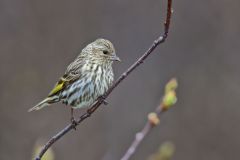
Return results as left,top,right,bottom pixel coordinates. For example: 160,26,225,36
48,56,84,97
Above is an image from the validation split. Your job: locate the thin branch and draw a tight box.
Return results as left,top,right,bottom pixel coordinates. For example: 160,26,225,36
120,79,177,160
120,105,165,160
35,0,173,159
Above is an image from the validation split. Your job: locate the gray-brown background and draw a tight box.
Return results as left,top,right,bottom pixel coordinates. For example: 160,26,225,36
0,0,239,160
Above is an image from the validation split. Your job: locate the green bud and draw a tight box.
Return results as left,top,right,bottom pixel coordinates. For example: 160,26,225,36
162,91,177,109
165,78,178,94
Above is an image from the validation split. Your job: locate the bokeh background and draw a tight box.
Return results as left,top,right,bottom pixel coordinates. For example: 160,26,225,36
0,0,239,159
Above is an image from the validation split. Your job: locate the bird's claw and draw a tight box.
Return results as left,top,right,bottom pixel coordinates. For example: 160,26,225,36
98,95,108,105
71,117,77,130
103,99,108,105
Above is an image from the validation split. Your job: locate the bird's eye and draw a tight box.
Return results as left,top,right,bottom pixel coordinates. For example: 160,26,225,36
103,50,108,55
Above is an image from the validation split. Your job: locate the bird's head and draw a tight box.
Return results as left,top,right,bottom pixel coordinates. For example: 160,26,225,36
82,38,121,65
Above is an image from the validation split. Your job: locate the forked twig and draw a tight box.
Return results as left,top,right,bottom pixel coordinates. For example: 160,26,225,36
121,78,177,160
35,0,173,159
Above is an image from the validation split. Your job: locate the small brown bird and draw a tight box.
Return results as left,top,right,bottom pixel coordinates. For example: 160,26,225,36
28,38,120,121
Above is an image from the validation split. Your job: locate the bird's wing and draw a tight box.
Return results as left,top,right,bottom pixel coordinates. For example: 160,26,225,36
48,54,85,97
47,72,80,97
48,64,81,97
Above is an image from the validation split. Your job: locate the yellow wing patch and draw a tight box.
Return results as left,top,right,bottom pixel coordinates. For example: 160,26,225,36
48,78,67,96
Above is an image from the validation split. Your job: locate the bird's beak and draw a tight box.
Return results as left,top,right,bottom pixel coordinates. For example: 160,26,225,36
111,55,121,62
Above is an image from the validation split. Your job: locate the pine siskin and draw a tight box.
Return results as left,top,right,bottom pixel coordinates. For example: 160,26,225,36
28,39,120,120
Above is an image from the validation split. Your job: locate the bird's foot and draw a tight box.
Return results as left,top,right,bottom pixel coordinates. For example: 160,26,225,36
103,99,108,105
71,117,77,130
98,95,108,105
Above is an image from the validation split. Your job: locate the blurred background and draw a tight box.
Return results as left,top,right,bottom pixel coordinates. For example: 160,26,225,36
0,0,239,159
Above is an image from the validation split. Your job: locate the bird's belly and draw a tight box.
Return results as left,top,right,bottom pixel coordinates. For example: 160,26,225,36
61,75,111,109
72,98,95,109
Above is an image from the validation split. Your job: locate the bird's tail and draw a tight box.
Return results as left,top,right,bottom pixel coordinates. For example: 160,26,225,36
28,96,59,112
